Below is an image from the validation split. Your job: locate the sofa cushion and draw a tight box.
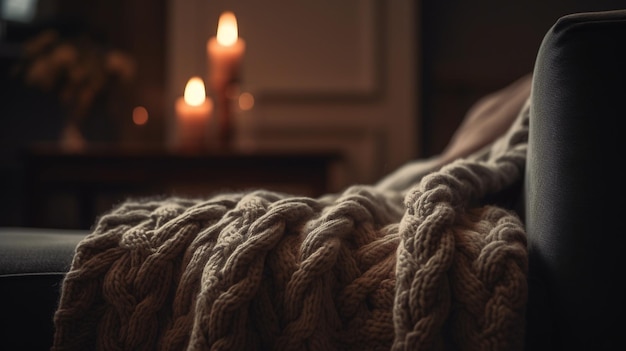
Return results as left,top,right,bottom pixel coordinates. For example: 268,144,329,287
0,227,87,349
0,227,86,275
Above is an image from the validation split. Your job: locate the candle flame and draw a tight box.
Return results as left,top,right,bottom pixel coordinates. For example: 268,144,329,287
184,77,207,106
216,11,238,46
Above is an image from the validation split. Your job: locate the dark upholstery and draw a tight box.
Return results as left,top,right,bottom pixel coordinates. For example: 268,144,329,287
1,9,626,350
525,9,626,351
0,228,86,350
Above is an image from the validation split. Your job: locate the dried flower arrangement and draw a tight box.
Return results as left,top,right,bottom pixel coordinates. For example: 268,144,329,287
11,28,135,150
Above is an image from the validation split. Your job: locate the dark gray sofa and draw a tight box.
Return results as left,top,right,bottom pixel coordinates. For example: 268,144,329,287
2,9,626,350
0,228,86,350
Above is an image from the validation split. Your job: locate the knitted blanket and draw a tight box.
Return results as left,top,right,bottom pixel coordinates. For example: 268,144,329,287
52,99,530,351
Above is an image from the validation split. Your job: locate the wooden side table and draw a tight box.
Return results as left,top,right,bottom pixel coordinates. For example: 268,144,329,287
21,144,341,229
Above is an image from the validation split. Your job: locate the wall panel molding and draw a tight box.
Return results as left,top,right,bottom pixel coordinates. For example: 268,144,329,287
168,0,419,187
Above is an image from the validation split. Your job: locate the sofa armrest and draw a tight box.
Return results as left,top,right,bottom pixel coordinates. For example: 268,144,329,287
526,9,626,351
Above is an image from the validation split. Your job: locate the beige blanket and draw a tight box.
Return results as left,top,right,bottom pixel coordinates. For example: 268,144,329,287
52,98,530,351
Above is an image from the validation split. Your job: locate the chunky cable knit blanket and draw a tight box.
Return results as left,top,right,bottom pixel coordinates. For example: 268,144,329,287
52,100,530,351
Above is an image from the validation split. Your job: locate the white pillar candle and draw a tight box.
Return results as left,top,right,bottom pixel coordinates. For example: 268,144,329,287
207,11,246,91
174,76,213,152
207,11,246,147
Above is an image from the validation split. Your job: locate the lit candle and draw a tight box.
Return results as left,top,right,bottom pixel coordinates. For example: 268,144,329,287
207,11,245,147
207,11,246,91
174,76,213,151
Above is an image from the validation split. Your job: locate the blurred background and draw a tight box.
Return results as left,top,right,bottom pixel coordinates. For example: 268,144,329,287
1,0,623,229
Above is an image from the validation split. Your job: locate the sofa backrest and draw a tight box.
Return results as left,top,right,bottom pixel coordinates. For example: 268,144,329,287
525,9,626,350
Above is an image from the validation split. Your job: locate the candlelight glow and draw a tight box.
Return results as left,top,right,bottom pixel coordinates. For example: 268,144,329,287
132,106,149,125
184,77,207,106
238,92,254,111
216,11,238,46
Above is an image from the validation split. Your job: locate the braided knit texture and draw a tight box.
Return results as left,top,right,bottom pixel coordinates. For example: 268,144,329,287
53,101,530,351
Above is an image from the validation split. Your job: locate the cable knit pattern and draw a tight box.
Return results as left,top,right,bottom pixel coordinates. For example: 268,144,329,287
53,101,530,351
393,99,529,351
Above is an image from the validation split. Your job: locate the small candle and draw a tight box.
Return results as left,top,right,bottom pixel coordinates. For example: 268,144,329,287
174,76,213,151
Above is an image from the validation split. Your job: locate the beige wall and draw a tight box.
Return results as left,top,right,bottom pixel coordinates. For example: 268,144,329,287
167,0,419,191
